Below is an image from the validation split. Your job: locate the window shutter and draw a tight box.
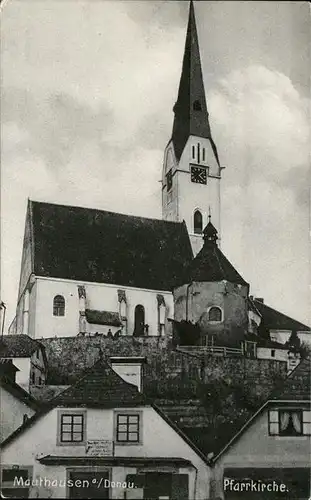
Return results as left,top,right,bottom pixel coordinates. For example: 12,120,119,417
269,410,279,435
303,411,311,435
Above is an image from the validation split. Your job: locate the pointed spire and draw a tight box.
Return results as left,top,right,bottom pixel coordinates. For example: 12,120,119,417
203,218,218,245
171,0,213,160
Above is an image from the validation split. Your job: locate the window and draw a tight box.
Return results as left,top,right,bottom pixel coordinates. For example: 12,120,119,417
271,349,275,358
194,210,203,234
269,409,311,436
133,305,145,337
53,295,65,316
202,147,206,162
193,100,202,111
192,145,195,159
115,413,141,444
1,467,32,498
58,412,86,444
208,306,222,322
244,341,257,359
166,169,172,191
197,142,201,164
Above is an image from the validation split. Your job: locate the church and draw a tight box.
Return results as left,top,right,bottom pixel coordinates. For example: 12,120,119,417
8,1,310,352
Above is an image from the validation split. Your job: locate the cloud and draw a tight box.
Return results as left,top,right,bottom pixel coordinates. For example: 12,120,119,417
208,65,310,324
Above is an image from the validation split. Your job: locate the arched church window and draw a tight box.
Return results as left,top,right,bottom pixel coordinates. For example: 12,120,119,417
194,210,203,234
53,295,65,316
193,100,202,111
208,307,222,322
133,305,145,337
166,169,172,191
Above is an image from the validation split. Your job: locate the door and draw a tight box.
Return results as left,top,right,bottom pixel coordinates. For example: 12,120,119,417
134,305,145,336
68,471,110,499
144,472,188,500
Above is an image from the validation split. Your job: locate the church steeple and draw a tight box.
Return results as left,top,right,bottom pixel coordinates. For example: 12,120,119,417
171,0,217,162
162,0,222,257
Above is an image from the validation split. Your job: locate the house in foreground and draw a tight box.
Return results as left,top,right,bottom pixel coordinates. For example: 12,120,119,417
210,358,311,499
1,357,211,499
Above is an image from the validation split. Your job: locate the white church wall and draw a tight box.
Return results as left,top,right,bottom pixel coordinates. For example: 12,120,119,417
34,277,173,339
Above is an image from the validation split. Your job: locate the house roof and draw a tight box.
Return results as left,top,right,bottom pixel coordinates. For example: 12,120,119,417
171,1,219,164
179,222,248,286
253,299,310,332
85,310,122,327
0,334,45,358
270,357,311,401
29,200,193,291
52,357,146,407
212,358,311,463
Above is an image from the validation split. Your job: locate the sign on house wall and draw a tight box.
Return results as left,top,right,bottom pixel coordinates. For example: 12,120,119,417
85,440,114,456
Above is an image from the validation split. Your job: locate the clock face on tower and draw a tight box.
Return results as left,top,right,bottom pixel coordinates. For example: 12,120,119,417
191,166,207,184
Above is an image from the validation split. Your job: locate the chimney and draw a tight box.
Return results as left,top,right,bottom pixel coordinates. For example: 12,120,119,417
255,297,264,303
110,357,146,392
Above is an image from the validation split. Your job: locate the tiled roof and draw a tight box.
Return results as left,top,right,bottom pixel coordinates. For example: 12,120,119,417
0,334,45,358
85,310,122,327
53,357,146,407
180,222,248,286
30,201,193,291
271,357,311,401
253,299,310,332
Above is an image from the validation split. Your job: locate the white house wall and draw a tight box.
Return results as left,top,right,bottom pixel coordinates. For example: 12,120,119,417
34,277,173,339
256,348,288,362
2,406,210,499
212,407,311,499
0,387,35,442
12,358,31,391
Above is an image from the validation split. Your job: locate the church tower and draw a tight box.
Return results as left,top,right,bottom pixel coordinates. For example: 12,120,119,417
162,0,222,256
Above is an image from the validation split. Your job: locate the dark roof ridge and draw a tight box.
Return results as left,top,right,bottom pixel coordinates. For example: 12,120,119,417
29,199,183,227
254,299,310,331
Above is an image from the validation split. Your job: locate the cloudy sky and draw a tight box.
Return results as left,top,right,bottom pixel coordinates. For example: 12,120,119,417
1,0,310,328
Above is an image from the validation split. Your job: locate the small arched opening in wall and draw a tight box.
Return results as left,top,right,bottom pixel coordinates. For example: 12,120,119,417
133,304,145,336
207,306,223,323
193,209,203,234
53,295,65,316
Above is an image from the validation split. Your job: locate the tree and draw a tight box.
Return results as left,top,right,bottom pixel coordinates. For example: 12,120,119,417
173,320,201,346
